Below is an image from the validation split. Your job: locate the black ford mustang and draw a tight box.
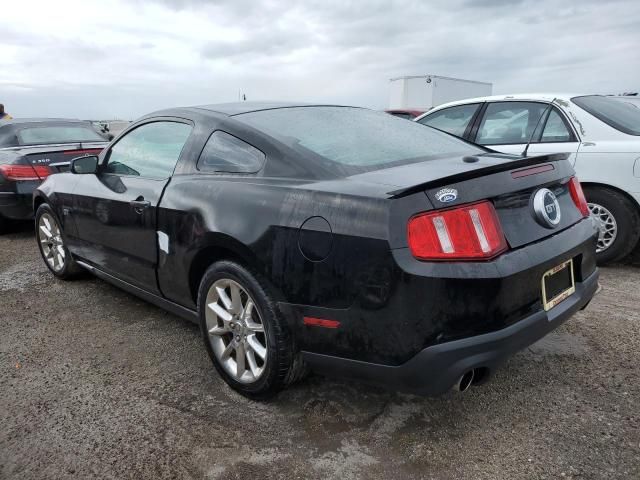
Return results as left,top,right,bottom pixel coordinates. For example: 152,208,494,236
0,119,107,232
34,103,599,399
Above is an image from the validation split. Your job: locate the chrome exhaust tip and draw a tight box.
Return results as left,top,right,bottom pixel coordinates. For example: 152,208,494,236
456,370,475,392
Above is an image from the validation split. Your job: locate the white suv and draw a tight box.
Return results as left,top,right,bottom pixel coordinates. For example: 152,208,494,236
415,94,640,264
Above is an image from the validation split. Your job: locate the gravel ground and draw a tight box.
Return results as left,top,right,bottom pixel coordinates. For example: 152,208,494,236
1,223,639,480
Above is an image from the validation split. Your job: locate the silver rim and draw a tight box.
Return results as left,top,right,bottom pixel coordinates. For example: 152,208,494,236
205,279,268,383
588,202,617,253
38,213,66,272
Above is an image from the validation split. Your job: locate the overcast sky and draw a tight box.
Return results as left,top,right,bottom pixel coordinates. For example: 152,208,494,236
1,0,639,119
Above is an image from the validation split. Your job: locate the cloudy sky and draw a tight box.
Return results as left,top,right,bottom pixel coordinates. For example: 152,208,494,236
2,0,639,119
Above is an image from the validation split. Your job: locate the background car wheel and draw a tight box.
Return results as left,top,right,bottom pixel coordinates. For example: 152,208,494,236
198,260,306,399
0,215,6,234
35,204,83,279
584,186,640,265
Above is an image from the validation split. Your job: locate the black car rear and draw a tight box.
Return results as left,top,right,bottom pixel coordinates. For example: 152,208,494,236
33,104,599,399
298,152,597,394
0,119,107,230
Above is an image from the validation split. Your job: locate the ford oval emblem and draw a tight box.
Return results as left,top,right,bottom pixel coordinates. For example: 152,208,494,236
435,188,458,203
533,188,561,228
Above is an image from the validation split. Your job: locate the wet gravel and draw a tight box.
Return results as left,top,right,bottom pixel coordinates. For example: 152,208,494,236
1,223,639,479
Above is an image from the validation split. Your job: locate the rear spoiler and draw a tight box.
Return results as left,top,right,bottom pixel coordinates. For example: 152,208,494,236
387,153,571,199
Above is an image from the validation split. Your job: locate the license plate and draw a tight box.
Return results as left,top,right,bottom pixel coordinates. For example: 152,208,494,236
541,259,575,311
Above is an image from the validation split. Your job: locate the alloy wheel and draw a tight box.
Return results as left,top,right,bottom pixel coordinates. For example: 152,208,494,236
205,278,268,384
588,202,617,253
38,213,66,272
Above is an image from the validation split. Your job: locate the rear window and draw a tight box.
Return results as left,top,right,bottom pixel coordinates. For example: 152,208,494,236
572,96,640,136
235,107,481,173
18,126,105,145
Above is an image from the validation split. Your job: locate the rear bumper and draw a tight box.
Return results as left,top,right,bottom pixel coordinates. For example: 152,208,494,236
303,268,599,395
0,188,34,220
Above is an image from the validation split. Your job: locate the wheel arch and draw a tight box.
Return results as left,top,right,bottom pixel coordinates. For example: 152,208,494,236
33,192,49,212
187,233,273,305
581,182,640,214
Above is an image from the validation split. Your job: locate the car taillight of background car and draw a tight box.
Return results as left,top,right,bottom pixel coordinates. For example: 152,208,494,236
0,164,51,181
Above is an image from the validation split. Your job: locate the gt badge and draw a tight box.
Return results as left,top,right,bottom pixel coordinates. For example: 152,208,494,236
533,188,561,228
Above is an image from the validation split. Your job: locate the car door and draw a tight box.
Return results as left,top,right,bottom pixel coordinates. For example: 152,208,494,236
70,119,193,293
471,101,581,161
416,103,482,138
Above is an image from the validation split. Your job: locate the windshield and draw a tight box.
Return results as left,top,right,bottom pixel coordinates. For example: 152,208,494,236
572,96,640,136
235,107,482,173
18,125,105,145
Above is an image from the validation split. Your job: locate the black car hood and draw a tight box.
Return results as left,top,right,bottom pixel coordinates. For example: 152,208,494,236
348,152,571,198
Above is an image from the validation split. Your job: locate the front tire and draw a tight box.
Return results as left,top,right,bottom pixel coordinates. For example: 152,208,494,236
35,204,82,279
584,187,640,264
198,260,304,399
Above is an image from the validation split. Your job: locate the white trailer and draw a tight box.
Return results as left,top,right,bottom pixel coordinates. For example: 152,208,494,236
388,75,492,111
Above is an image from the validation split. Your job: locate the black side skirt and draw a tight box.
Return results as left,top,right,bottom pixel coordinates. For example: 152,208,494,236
76,260,199,324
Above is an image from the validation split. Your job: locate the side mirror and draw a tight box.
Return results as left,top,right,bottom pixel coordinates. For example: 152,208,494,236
70,155,99,174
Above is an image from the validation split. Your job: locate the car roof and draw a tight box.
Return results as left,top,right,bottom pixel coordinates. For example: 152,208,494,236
188,102,352,116
414,93,598,122
143,102,357,119
422,93,587,113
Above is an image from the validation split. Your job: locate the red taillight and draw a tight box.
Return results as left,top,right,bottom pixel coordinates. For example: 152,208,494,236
32,166,52,179
0,164,51,181
568,177,589,218
408,201,508,261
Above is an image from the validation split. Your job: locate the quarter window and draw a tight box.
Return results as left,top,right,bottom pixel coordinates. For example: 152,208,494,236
476,102,548,145
197,131,265,173
104,121,192,179
540,110,572,142
418,104,480,137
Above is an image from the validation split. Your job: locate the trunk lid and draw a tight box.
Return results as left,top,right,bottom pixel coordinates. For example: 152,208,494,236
423,162,583,249
21,142,106,173
356,152,585,250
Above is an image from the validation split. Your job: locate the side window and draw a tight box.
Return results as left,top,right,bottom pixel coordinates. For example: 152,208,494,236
197,131,265,173
104,121,192,179
418,104,479,137
540,110,572,142
476,102,547,145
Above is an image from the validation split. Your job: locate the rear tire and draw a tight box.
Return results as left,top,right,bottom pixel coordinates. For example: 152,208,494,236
584,186,640,265
35,204,83,279
198,260,306,400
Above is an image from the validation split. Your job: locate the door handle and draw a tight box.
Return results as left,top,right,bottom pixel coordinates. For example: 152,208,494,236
130,198,151,213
